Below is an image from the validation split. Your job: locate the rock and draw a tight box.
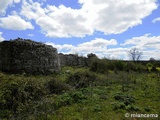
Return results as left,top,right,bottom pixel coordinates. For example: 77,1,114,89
0,38,60,74
65,70,70,74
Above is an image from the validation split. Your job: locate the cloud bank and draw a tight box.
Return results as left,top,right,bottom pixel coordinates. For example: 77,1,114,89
46,34,160,60
0,0,158,37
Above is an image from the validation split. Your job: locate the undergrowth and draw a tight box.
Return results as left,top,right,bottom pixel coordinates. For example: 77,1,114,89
0,64,160,120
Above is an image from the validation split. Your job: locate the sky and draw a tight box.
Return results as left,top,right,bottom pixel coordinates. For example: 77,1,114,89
0,0,160,60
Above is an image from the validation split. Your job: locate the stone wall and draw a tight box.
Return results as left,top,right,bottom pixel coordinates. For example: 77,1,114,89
0,38,60,74
58,53,88,67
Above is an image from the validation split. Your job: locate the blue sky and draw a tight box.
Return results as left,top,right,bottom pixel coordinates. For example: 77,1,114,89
0,0,160,60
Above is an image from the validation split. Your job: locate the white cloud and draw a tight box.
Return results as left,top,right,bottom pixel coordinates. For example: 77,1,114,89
36,5,93,38
45,42,74,51
81,0,157,34
122,34,160,50
0,32,5,42
152,17,160,23
71,38,117,53
0,0,21,15
20,0,46,20
46,34,160,60
122,34,160,60
28,34,34,37
0,15,34,30
14,0,21,3
102,47,129,60
46,38,120,58
19,0,157,38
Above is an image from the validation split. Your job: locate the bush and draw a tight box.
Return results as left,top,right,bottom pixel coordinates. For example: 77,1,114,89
56,91,87,107
114,92,135,106
66,71,98,89
125,62,137,71
56,93,73,106
125,62,147,72
125,105,140,111
144,106,152,112
151,66,158,72
112,92,140,111
92,104,103,112
111,102,125,110
137,64,147,72
114,60,126,71
89,59,126,73
45,78,71,94
146,63,153,68
70,91,86,103
89,60,108,74
111,92,141,111
0,79,46,112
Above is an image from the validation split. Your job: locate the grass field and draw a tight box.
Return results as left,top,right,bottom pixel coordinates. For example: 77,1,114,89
0,63,160,120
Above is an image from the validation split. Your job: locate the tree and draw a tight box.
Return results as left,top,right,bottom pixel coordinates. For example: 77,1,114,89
149,57,155,62
128,48,142,61
87,53,98,59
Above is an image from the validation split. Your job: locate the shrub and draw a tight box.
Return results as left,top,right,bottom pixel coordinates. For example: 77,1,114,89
112,92,140,111
56,91,87,107
92,104,102,112
111,102,125,110
66,71,98,89
89,60,108,74
56,93,73,106
151,66,158,72
125,105,140,111
0,79,46,112
136,64,147,72
125,62,137,71
144,106,152,112
89,59,126,73
114,92,135,105
45,78,71,94
114,60,126,71
146,63,153,68
70,91,86,103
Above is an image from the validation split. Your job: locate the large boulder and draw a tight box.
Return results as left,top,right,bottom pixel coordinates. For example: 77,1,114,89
0,38,60,74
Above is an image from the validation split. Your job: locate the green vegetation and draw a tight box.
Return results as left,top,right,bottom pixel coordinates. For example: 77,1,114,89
0,60,160,120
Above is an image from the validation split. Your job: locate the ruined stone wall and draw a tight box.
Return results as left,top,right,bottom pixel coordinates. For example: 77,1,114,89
0,39,60,74
58,53,88,67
